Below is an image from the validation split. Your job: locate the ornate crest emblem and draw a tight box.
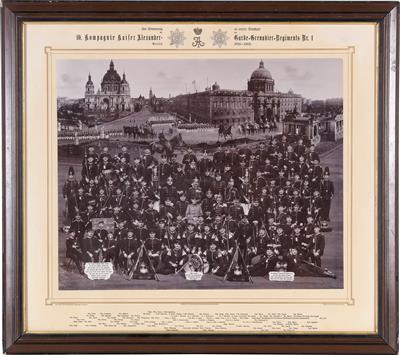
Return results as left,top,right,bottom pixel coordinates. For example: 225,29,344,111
192,27,205,48
211,29,229,48
168,29,186,48
193,27,203,35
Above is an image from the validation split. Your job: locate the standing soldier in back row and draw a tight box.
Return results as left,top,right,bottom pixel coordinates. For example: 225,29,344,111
320,170,334,222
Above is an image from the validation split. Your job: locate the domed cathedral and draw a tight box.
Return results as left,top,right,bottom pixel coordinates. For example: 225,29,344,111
247,60,275,93
84,60,132,114
247,60,303,123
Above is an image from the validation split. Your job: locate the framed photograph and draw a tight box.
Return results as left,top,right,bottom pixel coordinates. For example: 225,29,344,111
3,1,398,353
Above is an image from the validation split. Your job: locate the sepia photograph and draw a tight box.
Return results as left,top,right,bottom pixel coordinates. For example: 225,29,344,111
57,58,343,290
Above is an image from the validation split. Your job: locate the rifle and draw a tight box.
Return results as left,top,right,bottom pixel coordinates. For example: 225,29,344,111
165,220,172,249
83,146,89,182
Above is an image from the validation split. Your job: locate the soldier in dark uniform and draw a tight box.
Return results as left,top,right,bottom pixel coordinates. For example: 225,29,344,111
198,151,213,175
70,213,86,247
265,157,277,180
201,189,215,219
175,193,189,218
249,248,278,277
96,187,111,217
294,138,306,157
157,241,187,275
82,230,102,262
113,221,127,242
299,216,315,261
160,176,178,204
102,232,118,267
159,198,176,223
145,230,162,269
297,155,309,178
255,142,268,165
110,187,126,212
181,223,198,254
159,155,172,186
238,141,251,161
81,156,98,185
208,243,228,276
310,190,323,222
320,172,335,221
131,157,145,185
224,178,240,205
63,167,79,221
213,146,225,172
211,172,226,197
200,169,214,193
247,199,264,225
70,187,88,217
217,227,235,262
84,146,99,166
182,146,197,171
213,194,227,218
275,226,291,256
173,164,186,194
185,161,200,186
119,230,140,273
134,220,148,242
228,197,245,221
312,226,325,267
118,145,130,164
99,146,112,163
94,220,108,242
84,179,98,207
169,154,180,174
65,231,83,274
142,148,158,183
98,155,114,185
143,200,159,229
307,145,320,164
290,203,305,226
310,159,323,189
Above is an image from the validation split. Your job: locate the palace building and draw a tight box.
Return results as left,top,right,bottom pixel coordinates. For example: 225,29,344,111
169,60,303,125
84,60,133,114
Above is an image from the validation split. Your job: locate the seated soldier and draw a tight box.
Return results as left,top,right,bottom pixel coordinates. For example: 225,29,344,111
65,231,83,274
217,227,235,262
181,223,197,254
119,230,140,274
206,243,228,277
144,229,162,269
249,249,277,277
311,226,325,267
102,232,118,268
185,197,203,225
82,230,102,263
157,241,187,275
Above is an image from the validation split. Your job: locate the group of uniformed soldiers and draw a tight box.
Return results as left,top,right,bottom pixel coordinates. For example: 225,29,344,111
62,134,335,279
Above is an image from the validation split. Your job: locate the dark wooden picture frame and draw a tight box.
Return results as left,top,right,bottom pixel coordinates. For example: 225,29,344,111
2,1,398,353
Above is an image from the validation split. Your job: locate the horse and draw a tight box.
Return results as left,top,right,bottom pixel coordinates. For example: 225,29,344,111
218,124,233,140
149,132,185,159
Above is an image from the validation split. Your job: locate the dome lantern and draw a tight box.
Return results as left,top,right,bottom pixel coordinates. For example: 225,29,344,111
212,82,220,91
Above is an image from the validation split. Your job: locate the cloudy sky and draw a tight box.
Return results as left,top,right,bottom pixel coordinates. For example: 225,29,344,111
57,58,342,100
